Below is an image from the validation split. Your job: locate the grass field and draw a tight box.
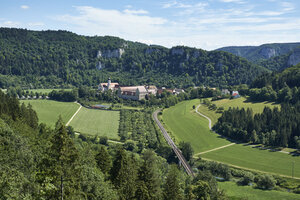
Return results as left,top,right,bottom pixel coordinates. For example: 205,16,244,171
218,181,300,200
202,144,300,178
200,97,279,125
69,107,120,139
21,100,80,127
162,99,300,178
162,99,231,153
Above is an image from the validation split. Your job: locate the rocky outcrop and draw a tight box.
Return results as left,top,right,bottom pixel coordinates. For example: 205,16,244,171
97,48,125,59
288,48,300,66
96,61,104,70
171,48,184,56
145,48,160,54
259,47,276,59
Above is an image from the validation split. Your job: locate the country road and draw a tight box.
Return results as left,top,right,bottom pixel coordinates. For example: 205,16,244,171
66,102,82,126
153,109,194,177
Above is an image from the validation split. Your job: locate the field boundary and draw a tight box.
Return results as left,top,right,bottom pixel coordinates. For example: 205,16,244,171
66,102,82,126
201,157,300,180
195,143,236,156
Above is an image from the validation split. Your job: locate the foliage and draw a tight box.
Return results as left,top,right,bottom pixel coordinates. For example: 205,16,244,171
0,27,267,89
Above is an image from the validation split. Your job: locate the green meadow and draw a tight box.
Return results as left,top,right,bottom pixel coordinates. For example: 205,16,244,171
162,99,300,178
218,181,300,200
69,107,120,139
162,99,231,153
21,100,79,127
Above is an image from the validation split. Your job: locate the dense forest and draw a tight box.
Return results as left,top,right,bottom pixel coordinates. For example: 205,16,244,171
248,63,300,103
0,27,267,89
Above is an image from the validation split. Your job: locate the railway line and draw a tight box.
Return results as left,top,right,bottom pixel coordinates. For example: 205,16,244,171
153,109,195,177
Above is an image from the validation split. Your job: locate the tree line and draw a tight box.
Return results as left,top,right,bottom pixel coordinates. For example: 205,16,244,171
213,104,300,149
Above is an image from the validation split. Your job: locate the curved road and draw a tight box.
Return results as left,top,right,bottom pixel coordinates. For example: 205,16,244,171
153,109,194,177
195,104,212,130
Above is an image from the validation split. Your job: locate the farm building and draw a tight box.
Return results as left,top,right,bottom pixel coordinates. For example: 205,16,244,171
98,78,119,92
118,86,148,100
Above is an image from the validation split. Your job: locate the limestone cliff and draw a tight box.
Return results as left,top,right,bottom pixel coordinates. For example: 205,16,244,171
97,48,125,59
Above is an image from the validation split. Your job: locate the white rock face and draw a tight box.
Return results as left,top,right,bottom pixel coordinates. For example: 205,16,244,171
171,48,184,55
288,49,300,66
96,61,104,70
97,48,125,58
259,47,276,59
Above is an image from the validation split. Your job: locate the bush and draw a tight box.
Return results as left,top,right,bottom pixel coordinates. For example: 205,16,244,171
256,174,277,190
99,136,108,145
238,172,254,186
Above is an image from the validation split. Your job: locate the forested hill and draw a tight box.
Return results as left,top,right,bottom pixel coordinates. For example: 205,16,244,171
216,42,300,64
0,27,267,89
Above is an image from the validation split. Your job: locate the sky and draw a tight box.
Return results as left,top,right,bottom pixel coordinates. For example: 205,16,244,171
0,0,300,50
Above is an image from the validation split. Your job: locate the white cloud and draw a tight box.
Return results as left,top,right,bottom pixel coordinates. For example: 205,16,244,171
28,22,45,27
0,20,20,27
123,9,148,15
54,6,168,39
20,5,29,10
219,0,245,4
51,4,300,50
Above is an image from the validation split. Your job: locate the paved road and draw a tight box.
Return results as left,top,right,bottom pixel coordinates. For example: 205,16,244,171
153,109,194,177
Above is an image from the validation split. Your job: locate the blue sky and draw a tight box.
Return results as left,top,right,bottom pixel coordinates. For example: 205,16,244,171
0,0,299,50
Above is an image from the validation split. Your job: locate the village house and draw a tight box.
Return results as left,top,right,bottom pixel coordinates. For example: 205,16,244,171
221,89,230,95
146,85,158,95
232,90,240,98
98,78,119,92
118,86,148,100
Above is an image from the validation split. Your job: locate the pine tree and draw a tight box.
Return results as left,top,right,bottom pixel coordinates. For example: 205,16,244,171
110,148,138,200
163,165,184,200
95,145,112,175
40,118,80,199
137,150,162,200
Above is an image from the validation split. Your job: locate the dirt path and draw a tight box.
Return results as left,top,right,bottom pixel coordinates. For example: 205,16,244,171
196,104,212,129
195,143,236,156
66,102,82,126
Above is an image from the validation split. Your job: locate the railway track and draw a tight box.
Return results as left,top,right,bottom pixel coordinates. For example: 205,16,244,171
153,109,195,177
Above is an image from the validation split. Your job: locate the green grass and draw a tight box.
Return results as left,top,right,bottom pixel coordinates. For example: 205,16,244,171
162,99,300,178
218,181,300,200
200,97,279,125
162,100,231,153
69,107,120,139
25,88,73,94
202,144,300,178
21,100,79,127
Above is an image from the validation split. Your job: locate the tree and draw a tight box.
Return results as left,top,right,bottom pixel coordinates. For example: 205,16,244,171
192,180,211,200
256,174,276,190
163,165,184,200
110,149,138,200
137,150,162,200
95,146,112,175
40,118,81,199
179,141,194,161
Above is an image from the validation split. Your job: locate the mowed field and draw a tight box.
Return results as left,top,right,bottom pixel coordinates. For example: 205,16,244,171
69,107,120,139
218,181,300,200
21,100,79,127
162,99,231,153
162,98,300,178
